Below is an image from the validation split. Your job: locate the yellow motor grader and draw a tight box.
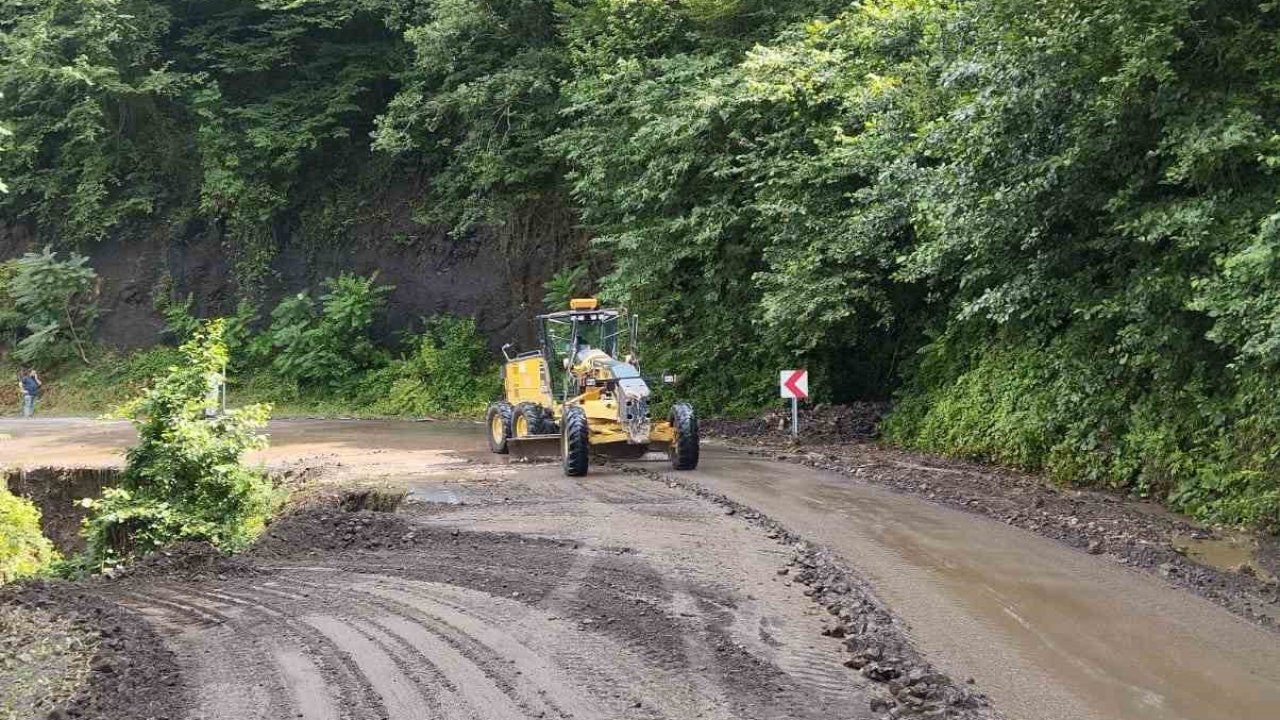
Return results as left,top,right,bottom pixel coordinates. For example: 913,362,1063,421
486,298,699,476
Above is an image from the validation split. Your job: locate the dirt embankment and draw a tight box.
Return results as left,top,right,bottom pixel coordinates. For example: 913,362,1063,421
4,468,121,555
1,189,583,352
706,407,1280,628
705,402,888,444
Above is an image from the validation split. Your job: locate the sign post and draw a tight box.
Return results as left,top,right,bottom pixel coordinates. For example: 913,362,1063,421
780,370,809,438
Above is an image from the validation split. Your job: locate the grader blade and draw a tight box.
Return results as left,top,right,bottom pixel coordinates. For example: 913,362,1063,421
595,442,671,462
507,435,561,463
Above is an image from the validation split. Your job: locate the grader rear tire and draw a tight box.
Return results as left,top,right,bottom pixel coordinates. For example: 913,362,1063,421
561,405,590,477
669,402,700,471
486,401,514,454
514,402,556,436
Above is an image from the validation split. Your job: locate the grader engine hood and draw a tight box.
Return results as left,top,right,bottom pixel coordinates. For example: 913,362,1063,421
577,354,651,445
603,361,652,445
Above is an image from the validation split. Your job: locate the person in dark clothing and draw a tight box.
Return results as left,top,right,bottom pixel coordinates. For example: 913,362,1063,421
18,369,41,417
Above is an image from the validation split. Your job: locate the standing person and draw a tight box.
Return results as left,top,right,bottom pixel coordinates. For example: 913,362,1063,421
18,369,41,417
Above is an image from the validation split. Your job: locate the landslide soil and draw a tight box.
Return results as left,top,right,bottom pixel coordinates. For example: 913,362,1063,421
8,462,983,720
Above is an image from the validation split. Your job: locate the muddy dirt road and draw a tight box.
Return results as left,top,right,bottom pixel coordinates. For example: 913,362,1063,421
0,417,490,476
66,463,887,720
5,418,1280,720
676,456,1280,720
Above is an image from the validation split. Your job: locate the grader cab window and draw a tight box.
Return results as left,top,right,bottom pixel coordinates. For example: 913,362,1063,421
540,312,622,400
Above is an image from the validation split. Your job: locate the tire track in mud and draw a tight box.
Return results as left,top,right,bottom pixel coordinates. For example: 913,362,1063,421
119,549,865,720
118,569,771,720
102,461,885,720
122,584,391,720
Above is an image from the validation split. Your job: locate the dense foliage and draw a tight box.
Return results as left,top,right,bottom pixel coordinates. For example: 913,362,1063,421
370,315,502,416
0,249,97,363
81,321,278,567
4,0,1280,527
148,271,497,415
255,273,393,390
0,487,59,584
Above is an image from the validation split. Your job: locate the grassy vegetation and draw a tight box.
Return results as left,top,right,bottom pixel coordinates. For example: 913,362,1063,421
0,488,59,583
885,332,1280,531
1,281,500,421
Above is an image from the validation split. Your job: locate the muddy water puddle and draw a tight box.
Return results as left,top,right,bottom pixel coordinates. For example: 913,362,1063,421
1172,532,1276,582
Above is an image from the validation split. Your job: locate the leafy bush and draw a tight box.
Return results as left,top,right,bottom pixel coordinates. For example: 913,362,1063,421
3,249,98,364
542,264,588,311
372,316,501,416
262,273,392,390
0,487,59,584
887,330,1280,530
156,289,259,364
0,260,19,345
155,291,202,343
81,320,278,567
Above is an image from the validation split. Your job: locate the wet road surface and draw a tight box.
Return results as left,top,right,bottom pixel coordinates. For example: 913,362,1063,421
681,451,1280,720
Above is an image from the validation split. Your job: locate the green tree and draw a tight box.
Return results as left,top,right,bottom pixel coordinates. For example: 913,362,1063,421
4,248,98,364
82,320,276,566
0,0,188,242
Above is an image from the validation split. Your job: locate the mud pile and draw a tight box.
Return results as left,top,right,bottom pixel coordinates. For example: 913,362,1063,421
705,402,889,444
115,541,258,581
2,581,184,720
250,504,420,557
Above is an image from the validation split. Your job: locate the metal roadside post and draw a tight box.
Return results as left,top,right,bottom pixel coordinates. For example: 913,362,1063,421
780,369,809,438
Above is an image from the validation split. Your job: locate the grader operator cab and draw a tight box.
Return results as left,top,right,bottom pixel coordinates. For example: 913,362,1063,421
486,298,699,476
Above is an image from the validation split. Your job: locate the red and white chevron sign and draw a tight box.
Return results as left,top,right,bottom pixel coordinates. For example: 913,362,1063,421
780,369,809,400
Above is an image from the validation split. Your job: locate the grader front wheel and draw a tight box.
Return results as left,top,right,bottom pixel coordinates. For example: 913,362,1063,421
669,403,700,471
561,405,590,477
514,402,556,436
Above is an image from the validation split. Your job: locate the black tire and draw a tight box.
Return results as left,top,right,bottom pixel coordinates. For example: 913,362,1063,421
669,402,699,471
486,401,514,454
561,405,590,477
514,402,556,436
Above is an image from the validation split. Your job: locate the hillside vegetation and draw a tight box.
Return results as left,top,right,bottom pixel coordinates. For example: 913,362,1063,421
2,0,1279,528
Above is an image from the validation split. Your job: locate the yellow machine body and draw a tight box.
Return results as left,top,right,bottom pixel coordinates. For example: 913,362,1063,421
503,355,553,408
495,299,683,463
